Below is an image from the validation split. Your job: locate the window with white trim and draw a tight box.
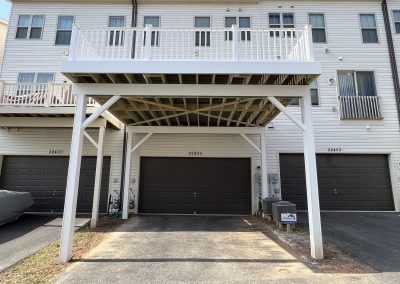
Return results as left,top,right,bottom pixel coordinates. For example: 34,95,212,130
143,16,160,46
17,73,54,95
338,71,377,97
16,15,44,39
309,14,326,43
18,73,54,84
195,17,211,47
55,16,74,45
269,13,294,37
360,14,378,43
393,11,400,34
108,16,125,46
224,17,251,41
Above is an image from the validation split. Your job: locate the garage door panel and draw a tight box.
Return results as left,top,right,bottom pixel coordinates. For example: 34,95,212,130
280,154,394,211
1,156,111,213
139,157,251,214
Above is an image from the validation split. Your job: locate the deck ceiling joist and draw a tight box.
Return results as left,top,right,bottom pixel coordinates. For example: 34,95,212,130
93,96,295,127
67,73,317,86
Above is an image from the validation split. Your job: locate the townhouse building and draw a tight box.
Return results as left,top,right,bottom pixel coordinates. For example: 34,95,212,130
0,18,8,69
1,0,400,261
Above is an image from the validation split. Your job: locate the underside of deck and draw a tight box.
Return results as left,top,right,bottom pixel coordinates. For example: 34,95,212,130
93,96,293,127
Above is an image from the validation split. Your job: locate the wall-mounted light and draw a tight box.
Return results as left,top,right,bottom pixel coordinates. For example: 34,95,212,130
324,47,329,54
278,5,282,8
338,56,343,61
238,8,242,12
226,8,231,12
328,78,335,85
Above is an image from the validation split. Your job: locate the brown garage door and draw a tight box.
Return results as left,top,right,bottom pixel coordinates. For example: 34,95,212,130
139,157,251,214
280,154,394,211
0,156,111,213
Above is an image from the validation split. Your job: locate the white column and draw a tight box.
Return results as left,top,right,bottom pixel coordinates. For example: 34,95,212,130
90,126,106,228
122,131,133,219
301,93,324,260
59,94,87,263
260,130,268,198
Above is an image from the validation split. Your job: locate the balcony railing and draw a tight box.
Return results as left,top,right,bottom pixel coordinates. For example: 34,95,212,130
0,82,96,107
338,96,383,120
69,25,314,62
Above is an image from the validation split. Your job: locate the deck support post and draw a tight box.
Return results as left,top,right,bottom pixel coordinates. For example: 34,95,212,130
260,130,268,198
90,126,106,228
59,94,87,263
122,131,133,219
301,93,324,260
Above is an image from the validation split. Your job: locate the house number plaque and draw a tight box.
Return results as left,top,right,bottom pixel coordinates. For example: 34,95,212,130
49,149,64,155
188,151,203,157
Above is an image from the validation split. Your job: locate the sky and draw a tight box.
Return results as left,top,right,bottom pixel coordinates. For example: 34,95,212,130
0,0,11,21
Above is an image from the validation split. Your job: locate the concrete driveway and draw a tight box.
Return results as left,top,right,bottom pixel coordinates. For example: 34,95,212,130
55,215,400,283
0,214,89,272
317,212,400,272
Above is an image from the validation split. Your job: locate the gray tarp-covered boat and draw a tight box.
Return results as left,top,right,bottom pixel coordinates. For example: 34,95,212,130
0,190,34,226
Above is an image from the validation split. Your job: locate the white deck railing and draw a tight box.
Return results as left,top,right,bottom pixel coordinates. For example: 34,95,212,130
338,96,383,120
69,25,314,62
0,82,96,107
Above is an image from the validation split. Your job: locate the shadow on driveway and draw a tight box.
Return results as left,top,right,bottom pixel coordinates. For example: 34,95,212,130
299,212,400,272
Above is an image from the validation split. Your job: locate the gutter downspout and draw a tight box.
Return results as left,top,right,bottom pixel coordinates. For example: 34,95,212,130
382,0,400,126
120,0,138,210
131,0,138,58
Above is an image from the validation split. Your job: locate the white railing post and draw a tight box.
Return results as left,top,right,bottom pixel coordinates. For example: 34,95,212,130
46,82,54,106
0,81,4,104
69,25,80,60
232,25,239,61
144,24,153,60
304,25,314,61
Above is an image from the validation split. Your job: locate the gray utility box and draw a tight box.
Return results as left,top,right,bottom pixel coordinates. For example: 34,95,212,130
272,201,296,223
262,197,281,216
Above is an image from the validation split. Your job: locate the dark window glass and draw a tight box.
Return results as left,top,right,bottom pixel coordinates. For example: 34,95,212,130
195,17,211,47
309,14,326,43
394,11,400,33
108,16,125,46
360,14,378,43
239,17,251,41
143,16,160,46
356,71,377,97
56,16,74,45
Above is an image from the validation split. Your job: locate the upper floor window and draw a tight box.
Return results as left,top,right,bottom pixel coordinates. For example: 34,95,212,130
18,72,54,84
143,16,160,46
55,16,74,45
108,16,125,46
17,72,54,94
269,13,294,37
393,11,400,34
360,14,378,43
194,17,210,47
337,71,377,97
309,14,326,43
225,17,251,41
16,15,44,39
